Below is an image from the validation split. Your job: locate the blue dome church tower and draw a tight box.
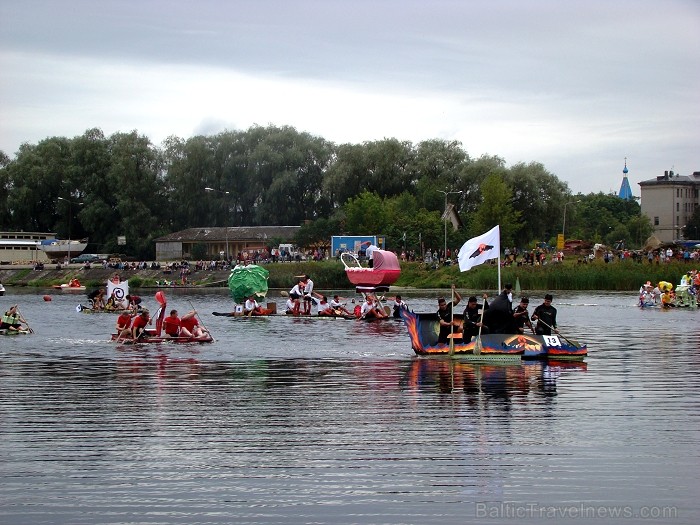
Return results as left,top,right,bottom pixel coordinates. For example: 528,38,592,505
618,158,633,200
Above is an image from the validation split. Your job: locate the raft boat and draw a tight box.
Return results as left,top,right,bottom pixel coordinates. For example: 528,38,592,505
212,311,358,320
53,280,86,292
401,310,587,361
111,291,213,344
0,328,31,336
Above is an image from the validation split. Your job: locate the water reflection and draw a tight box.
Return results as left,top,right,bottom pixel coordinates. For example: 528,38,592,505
402,358,587,398
1,290,699,524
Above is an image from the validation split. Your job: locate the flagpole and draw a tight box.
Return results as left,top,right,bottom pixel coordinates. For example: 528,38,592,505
449,284,455,356
498,253,502,292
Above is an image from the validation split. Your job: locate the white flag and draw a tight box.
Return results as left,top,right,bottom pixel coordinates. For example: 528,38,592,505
107,279,129,305
457,225,501,272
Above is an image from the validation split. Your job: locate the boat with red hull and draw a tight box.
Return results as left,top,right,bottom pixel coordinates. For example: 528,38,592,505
111,291,213,344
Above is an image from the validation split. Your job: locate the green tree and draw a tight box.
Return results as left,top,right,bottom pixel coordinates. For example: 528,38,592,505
471,174,521,247
294,217,342,249
503,161,570,246
323,142,370,208
106,131,167,258
68,128,114,250
574,193,646,246
255,127,334,225
343,191,389,235
162,134,217,230
5,137,72,232
383,192,443,255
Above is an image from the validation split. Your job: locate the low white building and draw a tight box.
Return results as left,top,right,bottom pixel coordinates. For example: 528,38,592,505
154,226,301,261
0,232,55,264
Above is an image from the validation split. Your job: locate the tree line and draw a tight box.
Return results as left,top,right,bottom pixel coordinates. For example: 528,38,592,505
0,124,653,259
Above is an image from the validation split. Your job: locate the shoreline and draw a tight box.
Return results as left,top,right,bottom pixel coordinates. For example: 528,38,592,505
1,259,693,292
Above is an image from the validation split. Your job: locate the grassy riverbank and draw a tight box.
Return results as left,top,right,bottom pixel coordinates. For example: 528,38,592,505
0,259,694,292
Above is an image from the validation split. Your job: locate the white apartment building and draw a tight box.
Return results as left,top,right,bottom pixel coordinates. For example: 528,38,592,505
639,170,700,243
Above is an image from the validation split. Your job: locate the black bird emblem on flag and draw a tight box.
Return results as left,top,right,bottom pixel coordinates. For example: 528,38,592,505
469,243,494,259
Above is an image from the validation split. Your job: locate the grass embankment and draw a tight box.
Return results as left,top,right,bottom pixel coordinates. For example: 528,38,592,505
268,259,692,292
395,259,694,291
1,259,693,291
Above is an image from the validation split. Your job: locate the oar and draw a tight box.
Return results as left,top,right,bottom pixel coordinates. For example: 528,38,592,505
115,329,127,345
17,308,33,333
474,298,486,356
535,318,577,346
449,284,456,356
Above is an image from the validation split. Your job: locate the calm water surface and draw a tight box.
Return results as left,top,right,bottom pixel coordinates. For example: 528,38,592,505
0,288,698,524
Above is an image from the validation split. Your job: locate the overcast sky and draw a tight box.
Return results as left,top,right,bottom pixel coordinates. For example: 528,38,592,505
1,0,698,194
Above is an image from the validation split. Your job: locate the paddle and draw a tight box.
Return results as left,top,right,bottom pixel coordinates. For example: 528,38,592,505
17,307,33,333
535,318,577,346
114,311,132,344
188,300,214,342
115,328,127,344
474,298,486,356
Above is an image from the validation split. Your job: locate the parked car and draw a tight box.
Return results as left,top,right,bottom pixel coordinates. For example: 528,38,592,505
70,254,101,264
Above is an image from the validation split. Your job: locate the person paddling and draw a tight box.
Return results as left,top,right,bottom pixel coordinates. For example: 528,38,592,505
1,305,30,332
131,309,151,340
436,285,462,344
531,294,558,335
115,310,134,339
163,309,194,338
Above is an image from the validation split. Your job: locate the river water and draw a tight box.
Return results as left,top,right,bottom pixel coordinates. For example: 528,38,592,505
0,288,698,524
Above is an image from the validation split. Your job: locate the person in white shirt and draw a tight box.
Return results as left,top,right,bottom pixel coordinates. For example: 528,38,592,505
288,280,304,315
365,244,379,267
302,274,314,315
284,297,298,315
360,295,387,319
244,295,265,316
314,295,335,316
330,295,352,316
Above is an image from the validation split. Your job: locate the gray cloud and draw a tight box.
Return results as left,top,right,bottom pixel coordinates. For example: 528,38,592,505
1,0,698,193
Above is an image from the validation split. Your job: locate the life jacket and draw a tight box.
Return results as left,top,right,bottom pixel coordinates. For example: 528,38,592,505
2,312,18,325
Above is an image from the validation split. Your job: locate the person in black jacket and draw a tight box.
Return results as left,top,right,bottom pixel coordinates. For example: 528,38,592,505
461,295,489,341
436,285,462,344
531,294,558,335
483,283,515,334
513,297,535,334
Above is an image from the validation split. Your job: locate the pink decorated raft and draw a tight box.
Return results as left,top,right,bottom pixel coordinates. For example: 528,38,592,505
341,249,401,289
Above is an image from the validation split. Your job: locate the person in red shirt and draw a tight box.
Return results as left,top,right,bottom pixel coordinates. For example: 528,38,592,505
180,310,209,339
163,309,193,338
115,311,133,339
131,310,151,340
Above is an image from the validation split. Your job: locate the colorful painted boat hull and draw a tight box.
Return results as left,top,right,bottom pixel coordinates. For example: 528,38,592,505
400,310,587,360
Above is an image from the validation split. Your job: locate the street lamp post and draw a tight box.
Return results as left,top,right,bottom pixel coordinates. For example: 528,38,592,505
562,199,581,241
57,196,83,263
205,187,231,262
437,189,463,263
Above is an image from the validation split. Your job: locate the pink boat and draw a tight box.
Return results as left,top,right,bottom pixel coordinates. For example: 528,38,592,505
341,249,401,288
